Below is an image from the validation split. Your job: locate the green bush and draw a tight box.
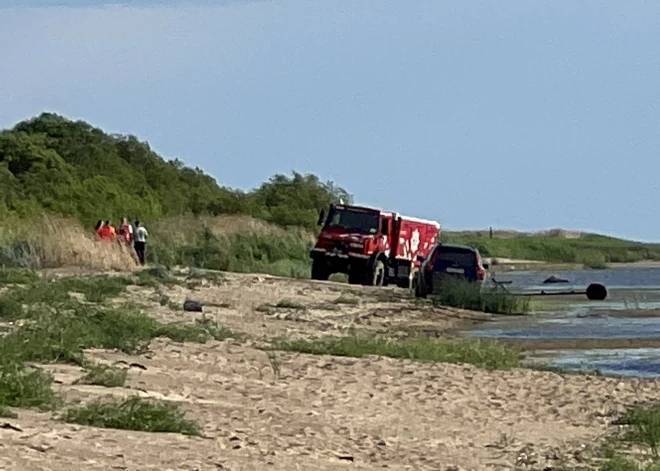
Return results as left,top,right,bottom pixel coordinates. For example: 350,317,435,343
1,113,350,231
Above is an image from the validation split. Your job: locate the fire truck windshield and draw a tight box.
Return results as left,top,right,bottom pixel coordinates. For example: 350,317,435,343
325,207,379,233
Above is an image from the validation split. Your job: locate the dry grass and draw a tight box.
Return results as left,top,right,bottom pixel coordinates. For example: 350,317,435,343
0,215,137,272
0,214,315,274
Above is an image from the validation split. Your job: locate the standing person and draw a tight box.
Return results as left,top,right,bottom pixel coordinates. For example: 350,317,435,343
106,220,116,237
97,221,113,240
133,220,149,265
118,217,133,245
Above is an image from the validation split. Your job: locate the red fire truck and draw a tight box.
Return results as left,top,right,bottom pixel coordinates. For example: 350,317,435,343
309,203,440,288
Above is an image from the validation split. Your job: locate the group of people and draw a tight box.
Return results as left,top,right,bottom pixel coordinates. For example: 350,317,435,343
94,217,149,265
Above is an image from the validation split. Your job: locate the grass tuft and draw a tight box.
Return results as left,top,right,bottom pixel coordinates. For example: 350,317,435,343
0,405,18,418
274,299,306,310
56,276,133,303
0,297,23,320
186,268,225,284
0,275,132,310
430,276,529,314
331,295,360,306
599,457,660,471
75,364,127,388
0,362,59,410
61,396,201,435
615,403,660,457
273,335,520,370
0,268,40,285
135,266,180,287
0,303,240,366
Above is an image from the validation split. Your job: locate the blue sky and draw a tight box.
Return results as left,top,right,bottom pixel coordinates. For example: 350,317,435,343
1,1,659,241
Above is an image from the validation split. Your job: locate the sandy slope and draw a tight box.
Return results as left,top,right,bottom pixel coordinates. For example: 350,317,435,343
0,272,655,470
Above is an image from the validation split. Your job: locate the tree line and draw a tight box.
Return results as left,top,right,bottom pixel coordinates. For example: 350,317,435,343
0,113,352,230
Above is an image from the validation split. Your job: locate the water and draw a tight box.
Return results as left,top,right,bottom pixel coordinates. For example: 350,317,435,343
528,348,660,378
463,266,660,377
486,266,660,290
470,316,660,340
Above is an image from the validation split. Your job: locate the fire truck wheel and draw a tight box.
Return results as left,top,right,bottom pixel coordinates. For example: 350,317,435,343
311,260,329,281
370,260,385,287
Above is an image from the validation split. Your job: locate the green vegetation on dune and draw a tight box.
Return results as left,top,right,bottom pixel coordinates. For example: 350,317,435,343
0,112,345,274
0,112,349,230
148,222,313,278
2,111,660,276
444,232,660,265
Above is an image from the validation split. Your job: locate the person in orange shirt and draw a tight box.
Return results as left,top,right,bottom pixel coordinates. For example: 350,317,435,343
97,220,116,240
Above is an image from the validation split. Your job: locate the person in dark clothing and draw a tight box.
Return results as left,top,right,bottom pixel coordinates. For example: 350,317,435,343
133,220,149,265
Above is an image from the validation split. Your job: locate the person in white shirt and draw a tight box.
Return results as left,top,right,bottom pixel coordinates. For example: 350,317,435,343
133,220,149,265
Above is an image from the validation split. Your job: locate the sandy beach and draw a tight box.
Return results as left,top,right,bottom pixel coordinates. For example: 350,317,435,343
0,272,656,470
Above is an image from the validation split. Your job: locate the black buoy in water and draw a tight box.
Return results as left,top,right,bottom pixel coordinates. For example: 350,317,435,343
586,283,607,301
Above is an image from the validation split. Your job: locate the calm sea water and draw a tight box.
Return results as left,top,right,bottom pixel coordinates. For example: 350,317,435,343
486,266,660,291
466,266,660,378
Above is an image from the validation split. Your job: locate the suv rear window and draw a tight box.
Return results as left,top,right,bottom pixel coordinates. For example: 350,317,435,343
433,246,476,269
